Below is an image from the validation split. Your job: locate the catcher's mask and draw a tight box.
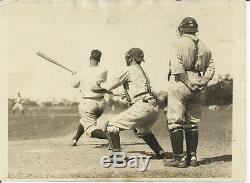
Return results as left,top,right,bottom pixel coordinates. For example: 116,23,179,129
178,17,198,35
125,48,145,66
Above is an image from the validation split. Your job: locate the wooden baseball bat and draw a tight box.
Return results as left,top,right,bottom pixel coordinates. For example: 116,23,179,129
36,51,75,74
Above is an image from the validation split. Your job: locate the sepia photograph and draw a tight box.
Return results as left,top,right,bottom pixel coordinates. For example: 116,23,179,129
0,0,245,181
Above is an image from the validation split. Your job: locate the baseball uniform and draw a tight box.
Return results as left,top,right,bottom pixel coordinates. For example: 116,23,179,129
72,66,108,136
168,34,215,130
102,64,158,135
99,48,165,159
165,17,216,167
12,95,24,114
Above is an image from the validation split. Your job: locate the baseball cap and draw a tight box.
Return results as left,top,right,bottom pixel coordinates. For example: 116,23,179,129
90,50,102,61
179,17,198,33
127,48,145,62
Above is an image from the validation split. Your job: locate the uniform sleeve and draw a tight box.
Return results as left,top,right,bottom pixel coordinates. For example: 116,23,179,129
99,70,108,83
71,73,81,88
170,43,185,75
200,54,215,85
102,69,130,91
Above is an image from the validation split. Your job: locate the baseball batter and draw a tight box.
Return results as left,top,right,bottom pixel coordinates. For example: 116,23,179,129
12,92,24,114
166,17,215,167
71,50,108,146
96,48,165,159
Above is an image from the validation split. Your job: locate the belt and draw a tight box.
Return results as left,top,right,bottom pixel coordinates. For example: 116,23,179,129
185,70,202,76
133,92,149,99
170,71,201,81
82,96,104,100
130,97,156,106
142,99,149,103
142,97,156,103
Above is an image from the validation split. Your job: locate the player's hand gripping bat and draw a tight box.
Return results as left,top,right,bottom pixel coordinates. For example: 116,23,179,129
36,51,75,74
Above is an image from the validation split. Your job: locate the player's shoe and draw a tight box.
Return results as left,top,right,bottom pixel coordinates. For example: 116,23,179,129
155,150,166,159
186,154,198,167
107,144,112,150
71,138,78,146
163,156,187,168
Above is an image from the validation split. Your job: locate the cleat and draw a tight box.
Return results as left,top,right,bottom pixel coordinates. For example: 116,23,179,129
72,139,77,146
155,150,166,159
188,155,198,167
177,157,188,168
163,156,188,168
163,157,181,167
107,145,112,150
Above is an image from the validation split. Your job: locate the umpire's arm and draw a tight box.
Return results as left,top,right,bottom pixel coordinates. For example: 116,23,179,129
170,45,197,91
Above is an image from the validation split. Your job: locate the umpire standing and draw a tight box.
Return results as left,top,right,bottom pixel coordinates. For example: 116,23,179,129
166,17,215,168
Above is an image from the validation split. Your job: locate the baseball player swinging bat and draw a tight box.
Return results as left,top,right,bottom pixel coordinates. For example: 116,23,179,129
36,51,75,74
36,51,121,95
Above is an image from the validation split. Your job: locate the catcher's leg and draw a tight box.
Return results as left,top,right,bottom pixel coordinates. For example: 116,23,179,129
106,128,123,163
134,129,165,159
107,131,121,153
90,129,107,139
72,123,85,146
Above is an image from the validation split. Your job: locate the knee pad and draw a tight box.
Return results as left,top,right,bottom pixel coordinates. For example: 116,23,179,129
167,119,183,131
133,128,152,138
169,127,184,133
107,126,120,133
186,126,198,132
98,120,110,132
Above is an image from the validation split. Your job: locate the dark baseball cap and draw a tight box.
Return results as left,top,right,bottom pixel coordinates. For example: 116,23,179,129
90,50,102,61
179,17,198,33
127,48,145,62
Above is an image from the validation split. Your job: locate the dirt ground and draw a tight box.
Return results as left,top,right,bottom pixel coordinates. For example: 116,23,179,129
8,106,232,179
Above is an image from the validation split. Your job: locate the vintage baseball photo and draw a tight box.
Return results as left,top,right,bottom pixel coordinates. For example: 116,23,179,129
0,0,246,181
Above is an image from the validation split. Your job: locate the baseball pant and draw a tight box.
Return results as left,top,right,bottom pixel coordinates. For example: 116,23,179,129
12,103,23,112
78,98,105,136
167,80,201,130
107,100,159,136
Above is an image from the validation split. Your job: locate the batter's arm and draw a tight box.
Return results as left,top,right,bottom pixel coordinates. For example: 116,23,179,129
96,70,108,87
71,72,80,88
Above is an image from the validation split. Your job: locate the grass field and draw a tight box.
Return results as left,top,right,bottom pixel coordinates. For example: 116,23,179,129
8,105,232,179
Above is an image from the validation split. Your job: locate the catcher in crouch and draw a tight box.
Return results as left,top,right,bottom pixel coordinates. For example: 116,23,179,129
93,48,166,159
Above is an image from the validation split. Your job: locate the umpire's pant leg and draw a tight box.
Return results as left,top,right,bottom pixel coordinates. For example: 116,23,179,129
185,91,202,128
